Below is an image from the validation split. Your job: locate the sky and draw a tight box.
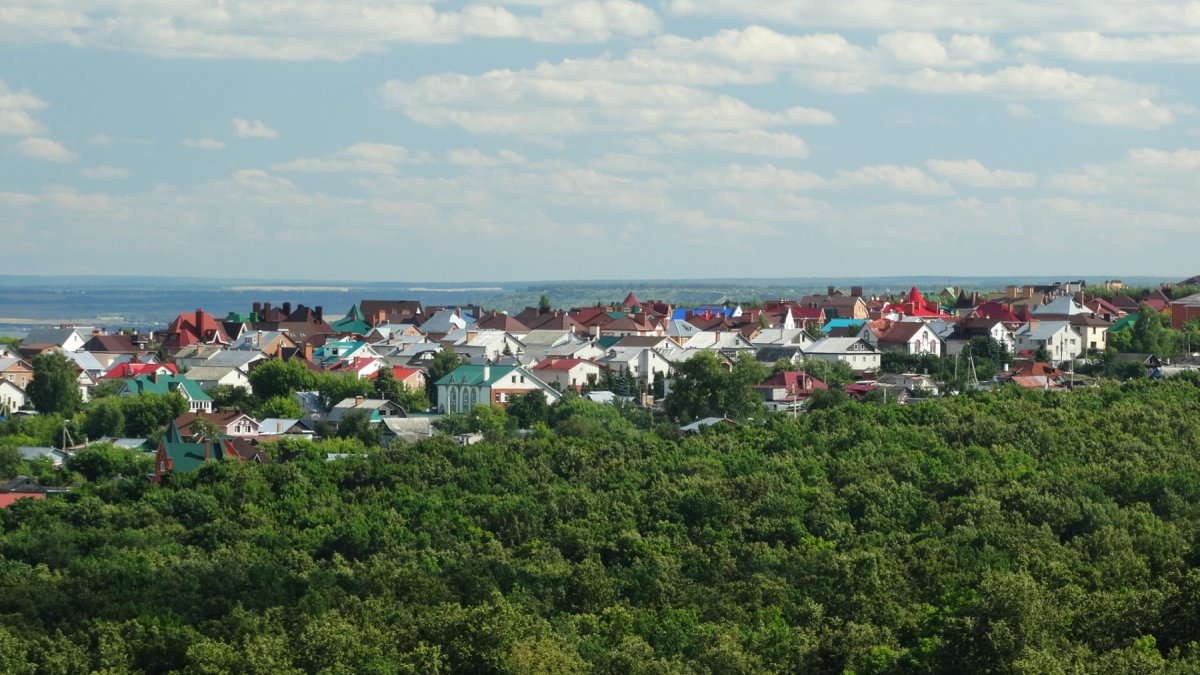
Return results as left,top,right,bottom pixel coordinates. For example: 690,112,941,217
1,0,1199,282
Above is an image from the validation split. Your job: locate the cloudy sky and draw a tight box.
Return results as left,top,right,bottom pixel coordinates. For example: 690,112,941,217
1,1,1198,282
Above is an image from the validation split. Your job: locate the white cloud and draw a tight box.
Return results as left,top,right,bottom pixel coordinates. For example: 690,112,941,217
1127,147,1200,171
654,129,811,158
835,164,955,195
0,0,662,61
0,80,48,136
1015,32,1200,63
80,166,129,179
877,32,949,66
275,142,410,174
379,68,835,136
181,138,225,149
1066,100,1178,129
233,118,279,139
16,137,76,163
664,0,1200,34
926,159,1036,188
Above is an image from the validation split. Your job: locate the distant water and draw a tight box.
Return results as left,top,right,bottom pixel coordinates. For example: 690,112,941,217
0,277,518,333
0,274,1173,335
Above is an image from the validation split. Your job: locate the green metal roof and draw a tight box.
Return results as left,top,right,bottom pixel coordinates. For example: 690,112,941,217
124,375,212,402
1108,314,1139,333
163,442,210,473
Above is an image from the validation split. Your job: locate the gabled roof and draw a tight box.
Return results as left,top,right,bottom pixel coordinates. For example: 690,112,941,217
123,374,212,402
757,371,828,391
476,312,531,333
435,364,519,386
1015,320,1075,341
102,362,177,379
1033,296,1088,316
877,321,934,345
82,334,138,353
805,337,878,355
531,358,598,372
21,328,83,348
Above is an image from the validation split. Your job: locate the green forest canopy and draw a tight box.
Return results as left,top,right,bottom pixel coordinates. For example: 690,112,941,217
2,377,1200,672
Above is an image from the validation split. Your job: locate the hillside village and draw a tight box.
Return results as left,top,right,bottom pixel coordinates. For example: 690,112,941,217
3,278,1200,486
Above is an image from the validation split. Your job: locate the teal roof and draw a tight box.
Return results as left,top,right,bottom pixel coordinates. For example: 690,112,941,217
435,364,519,387
597,336,622,349
124,375,212,402
313,341,368,365
163,442,210,473
605,311,629,319
822,318,866,333
331,304,371,334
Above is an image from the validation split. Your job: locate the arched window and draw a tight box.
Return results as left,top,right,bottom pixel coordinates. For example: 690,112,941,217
449,387,458,413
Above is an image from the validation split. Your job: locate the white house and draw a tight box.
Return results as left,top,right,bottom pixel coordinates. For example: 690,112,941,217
804,337,881,372
531,358,603,393
0,379,26,414
1014,321,1083,362
436,364,562,414
874,321,944,356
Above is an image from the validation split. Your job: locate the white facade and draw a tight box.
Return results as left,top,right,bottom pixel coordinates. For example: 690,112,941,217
804,337,881,372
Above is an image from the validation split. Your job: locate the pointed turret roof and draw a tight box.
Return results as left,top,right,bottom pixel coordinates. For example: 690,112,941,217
622,291,641,308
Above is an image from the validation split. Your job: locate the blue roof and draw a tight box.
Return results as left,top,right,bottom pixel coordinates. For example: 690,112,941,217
821,319,866,333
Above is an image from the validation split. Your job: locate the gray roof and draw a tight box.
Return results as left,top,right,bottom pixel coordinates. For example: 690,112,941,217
755,346,806,363
1033,297,1088,316
805,337,878,355
1016,320,1076,341
17,446,68,465
60,350,105,373
20,328,82,347
665,320,700,338
420,309,474,335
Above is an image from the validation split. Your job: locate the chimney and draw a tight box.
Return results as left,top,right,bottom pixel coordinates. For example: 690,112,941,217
827,286,836,296
253,302,262,318
282,302,292,316
1006,286,1017,298
195,309,204,332
972,291,981,304
1024,287,1035,299
264,302,272,317
304,343,313,362
851,286,863,298
355,395,364,406
315,306,324,323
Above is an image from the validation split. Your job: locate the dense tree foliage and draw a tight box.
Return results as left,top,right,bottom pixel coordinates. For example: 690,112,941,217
3,377,1200,671
664,352,766,422
26,352,83,417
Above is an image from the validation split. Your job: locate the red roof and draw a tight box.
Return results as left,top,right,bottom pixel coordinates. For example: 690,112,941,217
622,291,641,308
0,493,45,508
102,363,177,379
367,366,422,381
532,358,594,372
972,302,1020,323
164,309,230,351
